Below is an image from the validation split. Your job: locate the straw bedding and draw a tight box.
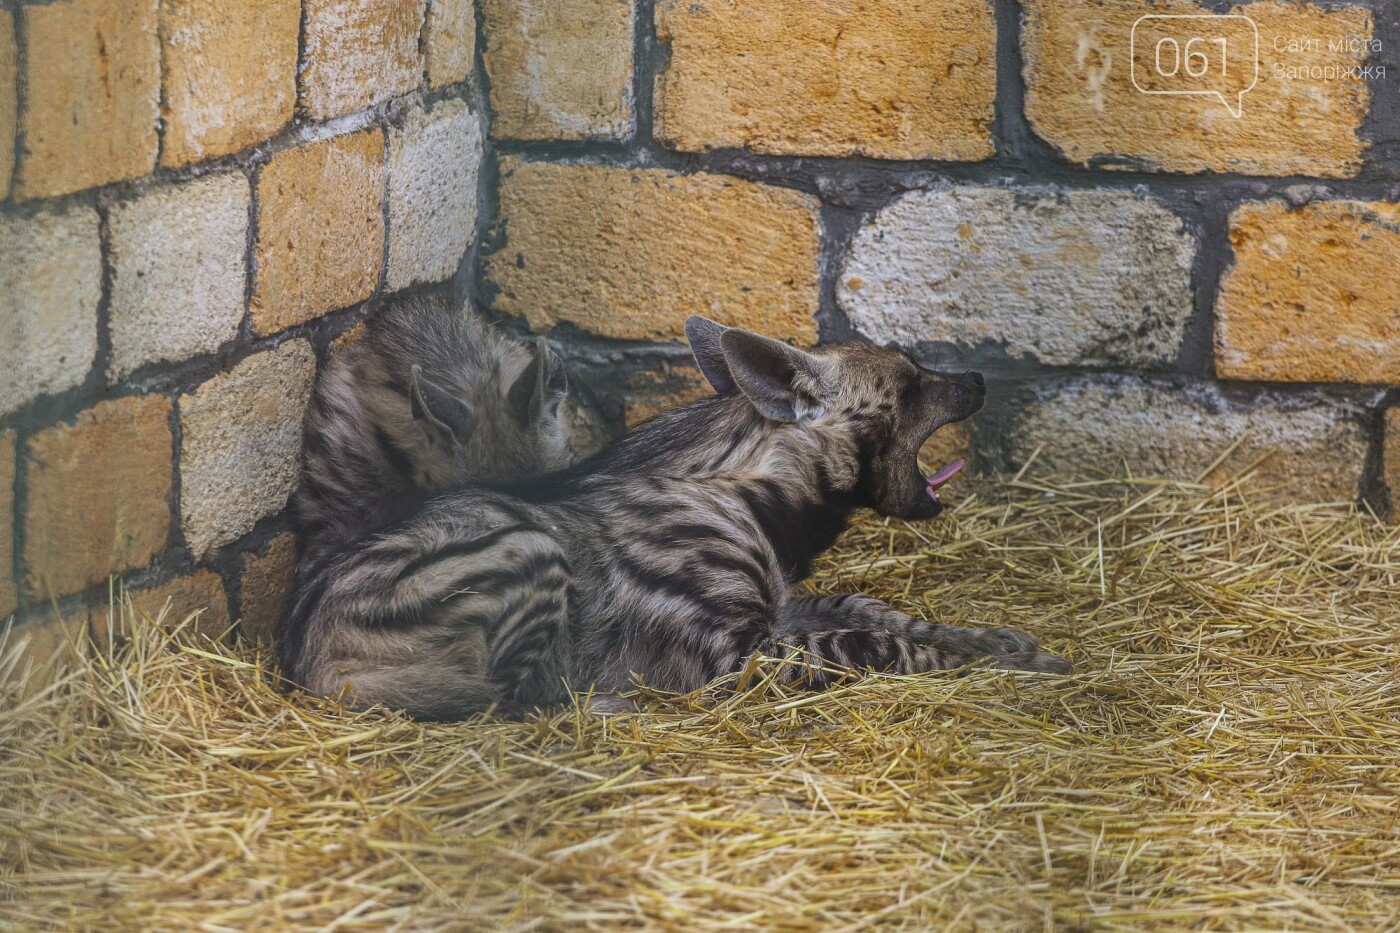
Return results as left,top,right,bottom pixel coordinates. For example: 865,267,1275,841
2,472,1398,930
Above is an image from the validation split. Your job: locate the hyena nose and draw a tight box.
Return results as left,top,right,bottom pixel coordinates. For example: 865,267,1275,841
968,371,985,387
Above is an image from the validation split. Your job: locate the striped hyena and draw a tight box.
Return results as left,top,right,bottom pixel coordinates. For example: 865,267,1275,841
281,317,1070,719
293,294,607,572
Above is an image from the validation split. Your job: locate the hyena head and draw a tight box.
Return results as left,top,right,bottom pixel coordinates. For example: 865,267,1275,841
686,316,984,521
408,335,586,488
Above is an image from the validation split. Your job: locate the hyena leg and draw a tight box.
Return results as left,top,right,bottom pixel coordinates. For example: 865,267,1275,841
306,523,575,720
334,662,532,721
485,576,574,708
765,594,1070,684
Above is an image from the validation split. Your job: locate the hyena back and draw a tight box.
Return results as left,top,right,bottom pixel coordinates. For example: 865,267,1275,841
294,294,606,571
282,317,1070,719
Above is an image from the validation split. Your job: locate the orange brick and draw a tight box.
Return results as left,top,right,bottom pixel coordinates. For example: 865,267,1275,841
623,363,711,428
1021,0,1370,177
16,0,160,199
0,8,15,197
482,0,634,140
301,0,425,120
1,615,92,699
160,0,300,167
1,430,15,619
239,534,299,645
24,396,173,602
486,160,821,344
1216,200,1400,384
656,0,995,160
251,130,386,335
124,571,230,641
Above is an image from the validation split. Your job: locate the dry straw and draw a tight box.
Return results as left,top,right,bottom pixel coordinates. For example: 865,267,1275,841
2,471,1399,930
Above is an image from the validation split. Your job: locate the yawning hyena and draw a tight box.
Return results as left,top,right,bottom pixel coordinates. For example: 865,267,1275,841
281,317,1070,719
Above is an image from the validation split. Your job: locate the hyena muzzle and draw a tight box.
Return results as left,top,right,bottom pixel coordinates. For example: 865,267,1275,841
280,316,1071,719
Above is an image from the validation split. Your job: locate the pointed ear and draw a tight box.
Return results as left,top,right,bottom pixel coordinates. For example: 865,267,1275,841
718,330,830,422
410,365,475,448
684,316,736,394
508,337,569,424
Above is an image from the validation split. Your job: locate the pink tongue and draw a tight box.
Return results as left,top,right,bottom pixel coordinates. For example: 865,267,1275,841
925,458,965,491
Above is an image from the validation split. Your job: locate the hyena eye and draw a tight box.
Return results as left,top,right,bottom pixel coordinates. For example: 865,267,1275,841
898,378,922,404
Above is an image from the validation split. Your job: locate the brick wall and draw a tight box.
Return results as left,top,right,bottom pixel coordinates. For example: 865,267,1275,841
1,0,484,650
477,0,1400,516
3,0,1399,659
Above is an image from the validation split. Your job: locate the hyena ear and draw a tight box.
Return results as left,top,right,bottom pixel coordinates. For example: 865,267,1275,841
684,316,737,394
508,337,569,425
718,329,830,422
410,365,475,448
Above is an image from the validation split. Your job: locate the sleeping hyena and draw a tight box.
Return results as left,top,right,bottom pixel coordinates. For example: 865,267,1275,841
280,317,1070,719
293,294,607,572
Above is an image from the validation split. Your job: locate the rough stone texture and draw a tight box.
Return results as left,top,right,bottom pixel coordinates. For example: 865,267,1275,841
840,187,1195,367
1,431,15,619
387,100,485,291
108,173,251,380
1216,200,1400,384
1005,378,1367,502
301,0,426,121
1386,409,1400,522
427,0,478,89
239,534,299,645
252,130,386,335
16,0,160,199
0,207,102,416
488,160,822,343
624,363,711,428
482,0,634,140
24,395,174,601
179,341,316,557
0,9,15,197
656,0,995,160
160,0,300,167
1022,0,1371,177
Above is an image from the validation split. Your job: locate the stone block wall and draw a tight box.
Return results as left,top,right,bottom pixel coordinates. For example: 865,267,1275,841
1,0,485,650
477,0,1399,514
3,0,1400,661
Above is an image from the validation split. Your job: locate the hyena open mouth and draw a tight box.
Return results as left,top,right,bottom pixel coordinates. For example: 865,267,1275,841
924,457,965,503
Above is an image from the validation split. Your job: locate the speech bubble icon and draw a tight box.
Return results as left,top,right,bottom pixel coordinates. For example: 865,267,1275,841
1130,14,1259,118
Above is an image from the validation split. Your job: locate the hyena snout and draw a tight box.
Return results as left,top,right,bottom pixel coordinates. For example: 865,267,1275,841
928,370,986,425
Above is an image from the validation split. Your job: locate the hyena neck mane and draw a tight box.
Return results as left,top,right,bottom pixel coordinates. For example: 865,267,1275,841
512,315,985,580
555,391,862,576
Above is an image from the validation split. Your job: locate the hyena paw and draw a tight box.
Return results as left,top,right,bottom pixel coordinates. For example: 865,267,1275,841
987,651,1073,675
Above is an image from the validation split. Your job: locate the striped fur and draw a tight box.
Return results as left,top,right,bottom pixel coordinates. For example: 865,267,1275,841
293,294,607,571
281,318,1070,719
